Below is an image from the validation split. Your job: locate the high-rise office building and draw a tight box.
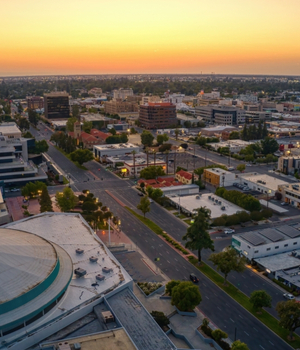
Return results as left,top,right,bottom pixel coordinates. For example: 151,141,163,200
44,92,70,119
27,96,44,110
139,102,177,129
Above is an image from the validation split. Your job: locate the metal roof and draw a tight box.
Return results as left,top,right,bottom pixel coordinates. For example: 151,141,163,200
239,231,266,246
0,228,57,304
276,225,300,238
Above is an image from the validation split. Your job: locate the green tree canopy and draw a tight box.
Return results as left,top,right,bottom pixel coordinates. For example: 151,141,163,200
211,329,228,342
215,188,261,212
182,207,214,262
82,121,93,133
55,187,77,212
66,117,78,132
276,300,300,339
249,290,272,312
229,131,240,140
174,128,180,140
236,164,246,172
150,311,170,329
70,149,94,165
209,247,246,284
28,109,39,126
140,165,165,180
261,137,279,155
147,186,163,202
39,187,53,213
30,139,49,154
231,340,250,350
141,130,154,147
23,131,34,138
72,104,80,118
109,127,117,135
165,280,181,296
17,117,30,131
171,281,202,312
21,181,46,198
137,195,151,218
157,133,169,145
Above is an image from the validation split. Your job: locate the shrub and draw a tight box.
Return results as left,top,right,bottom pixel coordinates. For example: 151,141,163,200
166,280,181,296
212,329,228,342
151,311,170,328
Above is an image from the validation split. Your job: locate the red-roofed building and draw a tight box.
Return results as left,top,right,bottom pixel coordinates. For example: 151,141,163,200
175,170,198,185
139,102,177,129
68,124,107,149
90,129,109,143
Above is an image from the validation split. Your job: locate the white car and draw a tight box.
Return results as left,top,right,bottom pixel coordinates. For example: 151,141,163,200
283,293,295,300
224,229,235,234
10,188,20,192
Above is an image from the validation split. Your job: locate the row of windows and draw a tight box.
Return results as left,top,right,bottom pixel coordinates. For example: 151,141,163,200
254,241,297,253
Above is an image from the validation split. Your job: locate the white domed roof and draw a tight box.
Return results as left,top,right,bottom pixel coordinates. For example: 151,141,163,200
0,228,57,304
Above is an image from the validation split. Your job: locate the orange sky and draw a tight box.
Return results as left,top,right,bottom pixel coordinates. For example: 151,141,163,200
1,0,300,76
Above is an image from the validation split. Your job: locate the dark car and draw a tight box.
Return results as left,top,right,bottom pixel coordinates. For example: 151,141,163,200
138,192,144,196
190,273,199,283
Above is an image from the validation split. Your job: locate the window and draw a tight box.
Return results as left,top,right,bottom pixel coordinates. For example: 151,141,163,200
275,246,279,249
293,242,298,245
254,250,259,253
266,248,271,251
284,244,288,247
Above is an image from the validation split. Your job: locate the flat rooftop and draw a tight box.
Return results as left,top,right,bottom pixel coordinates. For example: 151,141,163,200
94,143,139,151
168,193,244,219
0,124,21,135
125,158,166,166
255,250,300,272
41,329,137,350
240,173,290,191
205,167,233,176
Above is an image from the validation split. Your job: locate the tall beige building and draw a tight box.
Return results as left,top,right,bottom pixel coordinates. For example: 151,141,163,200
104,100,139,115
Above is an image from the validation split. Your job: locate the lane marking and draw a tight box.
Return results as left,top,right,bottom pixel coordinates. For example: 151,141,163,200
230,318,234,323
244,331,249,336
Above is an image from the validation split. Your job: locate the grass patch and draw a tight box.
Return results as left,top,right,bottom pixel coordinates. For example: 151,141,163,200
62,176,69,185
54,146,88,170
164,206,176,211
126,206,189,255
183,219,193,226
172,212,186,219
188,256,300,348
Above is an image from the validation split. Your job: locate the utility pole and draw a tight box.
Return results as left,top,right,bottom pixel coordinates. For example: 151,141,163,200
193,145,196,170
174,150,177,174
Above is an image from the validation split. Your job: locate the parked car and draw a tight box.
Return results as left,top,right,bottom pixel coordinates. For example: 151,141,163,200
4,189,10,193
224,229,235,234
228,166,235,171
138,192,143,196
149,198,153,203
190,273,199,283
246,164,252,167
281,202,289,206
283,293,295,300
10,188,20,192
243,187,250,191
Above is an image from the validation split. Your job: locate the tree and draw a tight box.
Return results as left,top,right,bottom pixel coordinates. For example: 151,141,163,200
276,300,300,339
109,127,117,135
249,290,272,312
245,154,254,162
140,165,165,180
119,132,128,143
197,136,207,146
236,164,246,172
55,187,77,212
171,281,202,312
157,133,169,145
82,121,93,133
261,137,279,155
211,329,228,342
31,139,49,153
66,117,78,132
231,340,250,350
182,207,214,263
82,201,98,212
28,109,39,126
165,280,181,296
137,195,151,218
141,130,154,147
209,247,246,285
18,117,30,131
21,181,46,198
23,131,34,138
70,149,94,165
72,104,80,118
229,131,240,140
151,311,170,329
174,128,180,140
265,153,274,164
39,187,53,213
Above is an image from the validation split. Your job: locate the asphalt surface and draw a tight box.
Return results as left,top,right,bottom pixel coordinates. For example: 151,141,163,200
28,122,296,350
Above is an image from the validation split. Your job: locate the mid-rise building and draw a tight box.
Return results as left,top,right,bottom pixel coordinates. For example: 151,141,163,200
195,105,245,125
203,168,236,187
244,110,272,124
104,100,139,115
277,155,300,174
27,96,44,110
164,93,185,104
44,92,70,119
93,143,140,160
113,88,134,100
139,102,177,129
141,95,161,105
238,94,258,104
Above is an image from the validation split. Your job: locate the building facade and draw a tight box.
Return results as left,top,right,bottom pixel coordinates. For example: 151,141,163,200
203,168,236,187
104,100,139,115
195,105,245,125
44,92,70,119
113,88,134,100
139,102,177,129
27,96,44,110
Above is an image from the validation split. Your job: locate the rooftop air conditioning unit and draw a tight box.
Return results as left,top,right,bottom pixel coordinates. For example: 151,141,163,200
76,248,84,254
102,267,113,273
58,342,71,350
195,195,200,199
208,196,211,200
102,311,115,324
96,274,105,281
221,206,226,211
74,344,81,350
74,268,87,277
89,256,98,263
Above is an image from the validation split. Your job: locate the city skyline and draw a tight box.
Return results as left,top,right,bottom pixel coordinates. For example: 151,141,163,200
1,0,300,76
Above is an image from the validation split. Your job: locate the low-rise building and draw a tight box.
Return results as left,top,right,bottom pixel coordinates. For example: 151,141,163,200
201,125,236,137
209,140,254,153
27,96,44,110
195,105,245,125
93,143,140,160
175,169,195,184
113,88,134,100
238,173,291,196
123,158,166,177
168,193,244,219
279,183,300,208
203,168,236,187
0,122,22,138
277,155,300,174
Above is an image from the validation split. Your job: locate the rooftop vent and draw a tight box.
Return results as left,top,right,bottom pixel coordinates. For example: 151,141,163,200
102,267,113,273
58,342,71,350
74,344,81,350
76,248,84,254
96,274,105,281
74,268,87,277
89,256,98,263
102,311,115,324
221,206,226,211
195,195,200,199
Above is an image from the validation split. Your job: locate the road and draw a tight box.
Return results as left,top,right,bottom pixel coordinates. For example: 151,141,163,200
28,122,295,349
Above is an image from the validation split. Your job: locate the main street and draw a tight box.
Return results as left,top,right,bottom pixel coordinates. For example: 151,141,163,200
29,122,295,349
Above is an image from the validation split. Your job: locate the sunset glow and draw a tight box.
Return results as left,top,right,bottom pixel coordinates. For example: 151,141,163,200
1,0,300,76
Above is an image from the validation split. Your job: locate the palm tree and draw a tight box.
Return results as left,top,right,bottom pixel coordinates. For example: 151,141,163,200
131,150,137,178
165,150,170,174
